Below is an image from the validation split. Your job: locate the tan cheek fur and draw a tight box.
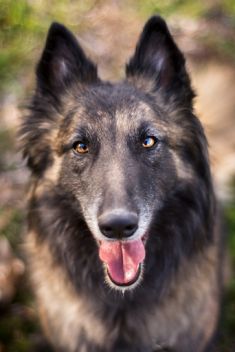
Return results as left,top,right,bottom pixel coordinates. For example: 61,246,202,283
146,244,220,351
25,232,107,351
171,150,194,180
43,154,63,184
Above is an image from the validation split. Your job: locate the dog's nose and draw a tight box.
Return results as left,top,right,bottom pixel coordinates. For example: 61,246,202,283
98,211,138,239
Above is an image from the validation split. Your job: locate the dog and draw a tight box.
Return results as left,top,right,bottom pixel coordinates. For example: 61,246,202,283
20,16,223,352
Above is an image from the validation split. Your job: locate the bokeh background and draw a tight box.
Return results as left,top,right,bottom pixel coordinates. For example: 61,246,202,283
0,1,235,351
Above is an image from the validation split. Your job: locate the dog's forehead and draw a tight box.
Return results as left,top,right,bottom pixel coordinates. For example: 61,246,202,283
70,83,161,133
115,99,156,133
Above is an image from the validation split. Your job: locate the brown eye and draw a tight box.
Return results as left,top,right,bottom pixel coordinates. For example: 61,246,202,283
73,142,89,154
142,136,157,148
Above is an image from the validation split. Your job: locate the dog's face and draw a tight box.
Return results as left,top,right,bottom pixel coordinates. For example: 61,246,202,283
21,17,212,291
57,85,179,288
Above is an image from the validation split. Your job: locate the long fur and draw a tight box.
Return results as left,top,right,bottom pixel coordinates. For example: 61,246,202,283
20,16,223,352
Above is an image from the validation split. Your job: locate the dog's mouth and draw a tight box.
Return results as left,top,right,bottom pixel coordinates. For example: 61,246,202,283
99,237,146,288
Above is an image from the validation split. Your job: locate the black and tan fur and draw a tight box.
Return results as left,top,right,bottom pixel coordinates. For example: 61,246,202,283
20,16,223,352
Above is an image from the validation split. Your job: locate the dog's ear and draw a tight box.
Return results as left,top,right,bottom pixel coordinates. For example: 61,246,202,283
126,16,193,101
36,22,98,93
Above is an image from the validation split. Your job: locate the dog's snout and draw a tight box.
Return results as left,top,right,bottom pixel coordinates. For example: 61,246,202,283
98,211,138,239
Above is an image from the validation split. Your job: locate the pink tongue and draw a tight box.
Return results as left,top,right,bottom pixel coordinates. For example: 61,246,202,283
99,240,145,285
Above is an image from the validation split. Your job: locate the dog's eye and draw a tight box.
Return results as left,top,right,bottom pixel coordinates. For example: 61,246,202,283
142,136,158,148
73,142,89,154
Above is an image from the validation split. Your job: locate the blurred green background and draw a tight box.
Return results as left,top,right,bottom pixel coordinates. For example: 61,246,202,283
0,1,235,351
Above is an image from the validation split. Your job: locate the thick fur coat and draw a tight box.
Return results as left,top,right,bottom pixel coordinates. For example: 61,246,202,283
20,16,223,352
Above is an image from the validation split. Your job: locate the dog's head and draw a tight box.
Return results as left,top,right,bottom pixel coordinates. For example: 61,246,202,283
21,17,214,291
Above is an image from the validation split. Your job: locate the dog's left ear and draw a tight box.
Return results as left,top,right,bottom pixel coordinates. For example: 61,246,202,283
126,16,193,101
36,22,98,94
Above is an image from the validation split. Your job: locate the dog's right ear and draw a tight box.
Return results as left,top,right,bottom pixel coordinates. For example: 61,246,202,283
36,23,98,93
126,16,193,104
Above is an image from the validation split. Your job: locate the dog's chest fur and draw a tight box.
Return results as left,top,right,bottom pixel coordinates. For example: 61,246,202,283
27,230,219,352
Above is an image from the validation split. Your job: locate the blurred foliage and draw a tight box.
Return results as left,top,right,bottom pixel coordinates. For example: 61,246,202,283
1,0,235,93
0,309,38,352
0,282,52,352
226,197,235,268
0,207,24,251
0,129,13,154
0,0,98,93
134,0,235,18
219,192,235,351
0,129,15,171
0,1,235,351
